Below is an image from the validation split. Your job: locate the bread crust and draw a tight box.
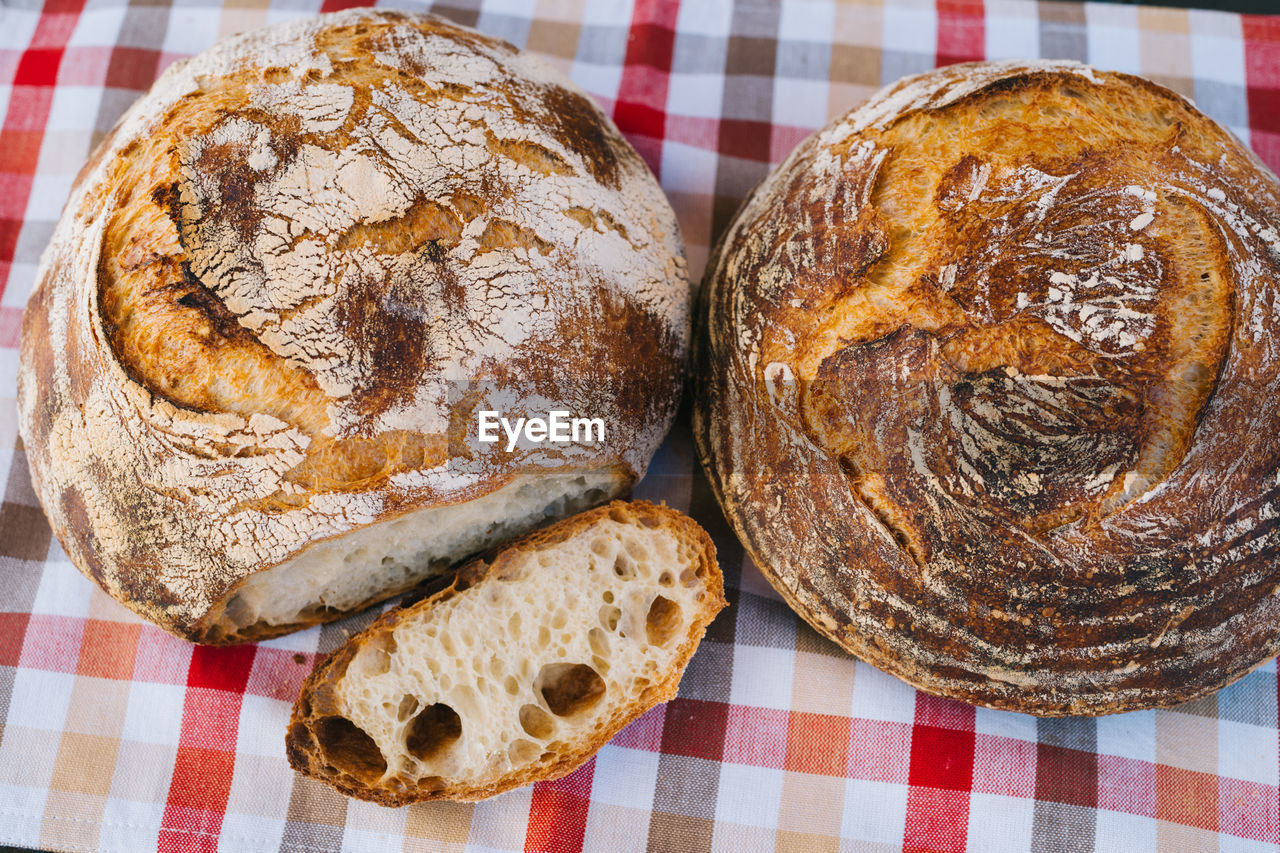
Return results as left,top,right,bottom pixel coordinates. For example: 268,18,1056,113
694,60,1280,715
18,10,689,643
286,500,725,805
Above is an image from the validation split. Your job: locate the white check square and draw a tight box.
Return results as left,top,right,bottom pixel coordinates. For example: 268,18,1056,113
590,744,661,811
30,560,94,619
1095,807,1156,851
163,6,224,57
974,705,1037,744
1085,6,1141,74
666,71,726,120
882,4,936,55
840,777,908,845
985,0,1040,60
1219,718,1280,787
7,668,74,732
729,643,794,711
69,6,126,48
716,761,784,828
849,661,916,725
1190,24,1246,87
1096,709,1156,763
674,0,733,40
0,784,48,848
966,792,1034,853
772,77,829,130
100,799,163,853
121,680,185,746
778,1,836,45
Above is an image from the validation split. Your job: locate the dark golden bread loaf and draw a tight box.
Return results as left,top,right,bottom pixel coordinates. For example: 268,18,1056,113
286,501,725,805
18,9,689,643
694,60,1280,715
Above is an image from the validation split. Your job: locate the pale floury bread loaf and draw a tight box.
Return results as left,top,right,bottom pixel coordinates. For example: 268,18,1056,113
286,501,725,805
695,60,1280,715
18,10,689,643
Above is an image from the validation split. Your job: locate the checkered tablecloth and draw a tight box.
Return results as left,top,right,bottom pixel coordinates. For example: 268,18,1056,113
3,0,1280,851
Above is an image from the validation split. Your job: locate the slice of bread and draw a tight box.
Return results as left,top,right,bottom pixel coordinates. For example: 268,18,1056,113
286,501,725,805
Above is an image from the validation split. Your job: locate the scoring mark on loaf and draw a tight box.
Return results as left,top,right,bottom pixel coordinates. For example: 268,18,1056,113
97,8,684,445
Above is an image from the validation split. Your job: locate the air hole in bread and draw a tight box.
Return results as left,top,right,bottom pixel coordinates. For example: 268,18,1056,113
613,554,636,580
646,596,681,647
679,567,701,587
223,594,252,629
509,739,540,764
624,538,647,562
519,703,555,739
591,538,610,557
508,612,521,636
537,625,551,649
314,716,386,783
351,633,396,678
396,695,419,723
602,590,614,604
504,676,519,696
418,775,446,794
599,604,621,631
588,627,609,658
536,662,605,718
405,703,462,762
658,571,674,587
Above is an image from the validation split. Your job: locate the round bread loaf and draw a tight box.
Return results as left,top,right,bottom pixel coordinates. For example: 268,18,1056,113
694,60,1280,715
18,9,688,644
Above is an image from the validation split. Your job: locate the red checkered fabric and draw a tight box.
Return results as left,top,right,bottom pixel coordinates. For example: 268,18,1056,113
2,1,1280,851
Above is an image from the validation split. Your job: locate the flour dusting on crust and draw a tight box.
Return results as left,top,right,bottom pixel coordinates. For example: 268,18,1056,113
695,60,1280,715
18,10,689,642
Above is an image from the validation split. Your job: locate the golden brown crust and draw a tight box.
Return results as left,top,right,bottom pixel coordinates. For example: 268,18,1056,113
694,61,1280,715
18,10,689,643
286,500,725,805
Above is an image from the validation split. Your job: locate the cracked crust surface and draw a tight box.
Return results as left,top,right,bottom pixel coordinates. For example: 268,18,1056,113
18,9,689,643
285,501,725,805
694,61,1280,715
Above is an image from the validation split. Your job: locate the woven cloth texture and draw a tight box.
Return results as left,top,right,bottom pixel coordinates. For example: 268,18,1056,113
2,0,1280,851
